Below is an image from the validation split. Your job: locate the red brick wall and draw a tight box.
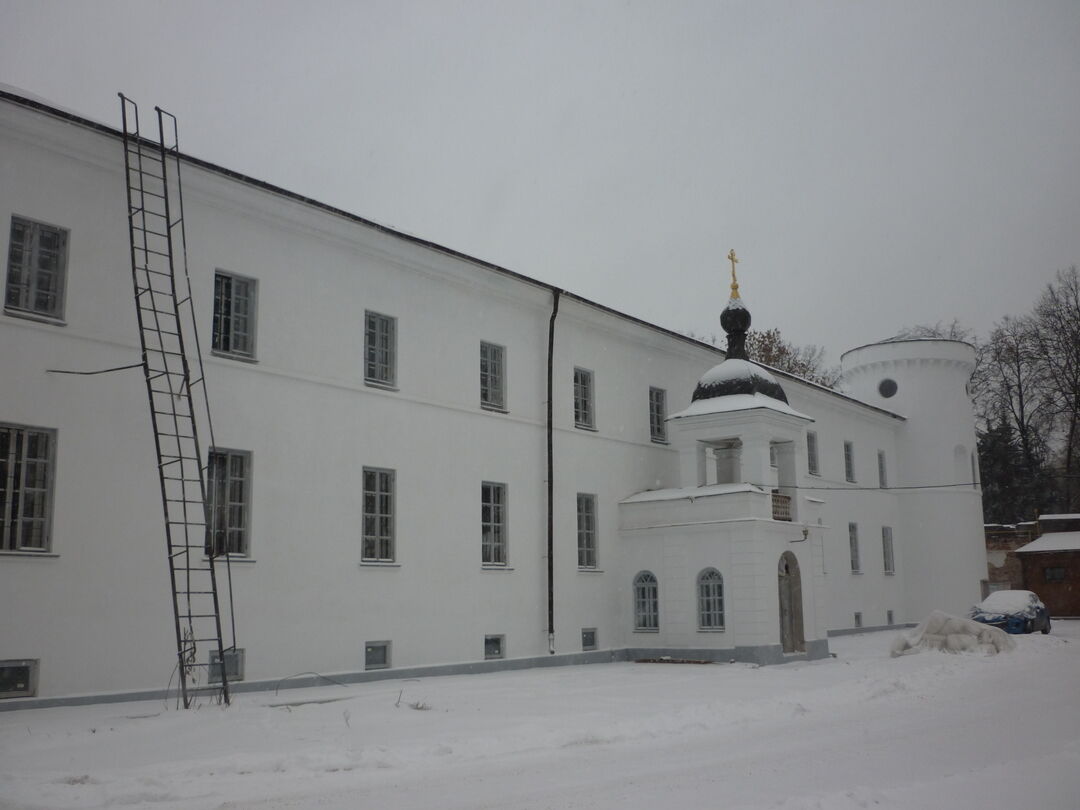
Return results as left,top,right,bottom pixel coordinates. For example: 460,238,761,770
1020,552,1080,617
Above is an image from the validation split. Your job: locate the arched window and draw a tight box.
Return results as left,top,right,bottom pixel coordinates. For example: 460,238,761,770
633,571,659,631
698,568,725,630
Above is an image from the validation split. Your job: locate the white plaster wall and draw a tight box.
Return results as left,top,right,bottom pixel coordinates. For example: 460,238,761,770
0,97,988,700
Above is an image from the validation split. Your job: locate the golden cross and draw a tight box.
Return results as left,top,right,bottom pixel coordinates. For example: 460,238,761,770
727,249,740,299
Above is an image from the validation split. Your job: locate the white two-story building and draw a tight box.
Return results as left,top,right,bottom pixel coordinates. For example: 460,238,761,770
0,88,987,707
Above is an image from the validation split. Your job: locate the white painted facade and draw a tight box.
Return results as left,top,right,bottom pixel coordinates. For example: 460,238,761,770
0,92,987,704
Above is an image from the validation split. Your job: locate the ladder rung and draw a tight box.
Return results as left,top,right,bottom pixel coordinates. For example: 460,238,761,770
135,246,172,258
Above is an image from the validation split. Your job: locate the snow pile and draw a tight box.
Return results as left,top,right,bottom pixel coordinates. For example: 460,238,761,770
890,610,1016,656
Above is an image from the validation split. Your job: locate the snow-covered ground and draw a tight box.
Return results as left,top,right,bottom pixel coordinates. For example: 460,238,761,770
2,623,1078,810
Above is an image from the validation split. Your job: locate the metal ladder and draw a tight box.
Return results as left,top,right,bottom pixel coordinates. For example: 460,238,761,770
118,94,235,708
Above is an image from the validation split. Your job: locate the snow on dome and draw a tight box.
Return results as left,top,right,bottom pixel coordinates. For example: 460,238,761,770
725,295,747,310
698,358,777,387
690,357,790,405
670,393,810,420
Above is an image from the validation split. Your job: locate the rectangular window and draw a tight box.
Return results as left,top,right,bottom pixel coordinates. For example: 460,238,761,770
484,634,504,660
212,271,256,358
877,450,888,488
5,216,67,320
0,423,55,552
854,612,863,629
208,648,244,683
581,628,597,651
1044,567,1066,583
573,367,595,429
648,387,667,443
807,431,819,475
365,640,391,670
0,659,38,698
480,342,506,410
887,609,895,625
844,441,856,482
481,481,507,565
362,467,395,562
364,311,397,387
882,526,895,574
849,522,861,573
577,493,597,568
206,449,251,556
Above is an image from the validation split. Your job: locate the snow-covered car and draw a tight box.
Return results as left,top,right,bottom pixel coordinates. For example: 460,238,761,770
970,590,1051,634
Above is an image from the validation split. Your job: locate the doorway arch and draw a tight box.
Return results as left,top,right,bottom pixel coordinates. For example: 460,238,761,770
778,551,805,653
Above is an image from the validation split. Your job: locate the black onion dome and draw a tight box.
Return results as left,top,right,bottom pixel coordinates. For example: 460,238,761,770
691,358,789,403
690,291,788,404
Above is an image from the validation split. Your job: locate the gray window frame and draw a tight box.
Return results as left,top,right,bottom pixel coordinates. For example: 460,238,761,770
208,648,244,683
206,448,251,557
481,481,508,565
849,522,861,573
365,640,392,670
484,634,505,660
697,568,725,631
0,423,57,553
364,311,397,387
5,215,68,321
211,270,257,359
807,431,819,475
362,467,395,562
843,440,856,483
576,493,597,569
882,526,895,574
649,386,667,443
480,341,506,411
633,570,659,631
573,367,595,429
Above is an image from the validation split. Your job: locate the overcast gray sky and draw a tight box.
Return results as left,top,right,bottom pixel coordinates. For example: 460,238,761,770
3,0,1078,361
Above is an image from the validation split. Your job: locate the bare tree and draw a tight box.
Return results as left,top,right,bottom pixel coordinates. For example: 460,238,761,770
1030,267,1080,511
745,328,840,388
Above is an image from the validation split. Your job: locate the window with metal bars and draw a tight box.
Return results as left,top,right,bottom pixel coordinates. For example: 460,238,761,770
573,367,594,429
212,271,256,358
649,387,667,442
633,571,659,631
362,467,395,562
0,424,55,552
844,440,856,482
481,481,507,564
364,311,396,387
807,431,819,475
206,449,250,556
697,568,725,630
882,526,895,574
849,522,861,573
5,216,67,320
577,493,597,568
480,342,505,410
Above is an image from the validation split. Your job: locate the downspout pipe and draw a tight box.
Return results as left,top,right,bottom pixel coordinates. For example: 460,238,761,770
547,289,561,654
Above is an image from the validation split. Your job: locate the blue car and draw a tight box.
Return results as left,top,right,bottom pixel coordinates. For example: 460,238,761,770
971,590,1051,634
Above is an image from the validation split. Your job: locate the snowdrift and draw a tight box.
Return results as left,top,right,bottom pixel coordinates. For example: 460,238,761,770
890,610,1016,657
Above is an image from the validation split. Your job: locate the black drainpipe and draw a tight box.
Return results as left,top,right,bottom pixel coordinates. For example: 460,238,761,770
547,288,561,654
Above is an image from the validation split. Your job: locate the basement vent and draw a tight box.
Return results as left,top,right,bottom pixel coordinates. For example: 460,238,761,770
0,659,38,698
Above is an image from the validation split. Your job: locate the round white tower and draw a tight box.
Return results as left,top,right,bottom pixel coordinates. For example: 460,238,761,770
840,338,987,618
